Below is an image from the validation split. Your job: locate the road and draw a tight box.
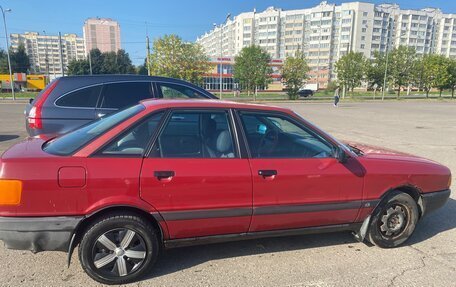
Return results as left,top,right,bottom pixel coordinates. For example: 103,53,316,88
0,100,455,287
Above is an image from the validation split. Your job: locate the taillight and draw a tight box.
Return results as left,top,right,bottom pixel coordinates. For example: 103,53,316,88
28,79,59,130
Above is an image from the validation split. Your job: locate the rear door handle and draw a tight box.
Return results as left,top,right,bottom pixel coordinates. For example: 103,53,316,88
97,113,106,118
154,170,175,180
258,170,277,177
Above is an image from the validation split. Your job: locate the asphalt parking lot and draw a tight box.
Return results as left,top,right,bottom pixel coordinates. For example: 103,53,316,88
0,100,455,287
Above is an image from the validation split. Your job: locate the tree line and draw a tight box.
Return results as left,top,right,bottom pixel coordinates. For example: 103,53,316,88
336,46,456,98
0,43,31,74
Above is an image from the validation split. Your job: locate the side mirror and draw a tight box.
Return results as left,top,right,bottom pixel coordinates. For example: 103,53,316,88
335,146,349,163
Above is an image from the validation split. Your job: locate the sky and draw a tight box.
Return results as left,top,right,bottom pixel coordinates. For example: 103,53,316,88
2,0,456,65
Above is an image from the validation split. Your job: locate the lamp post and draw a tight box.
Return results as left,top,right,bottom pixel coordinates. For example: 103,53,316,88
1,6,14,100
43,30,49,83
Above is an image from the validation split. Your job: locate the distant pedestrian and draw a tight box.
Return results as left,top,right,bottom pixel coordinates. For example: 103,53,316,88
334,86,340,107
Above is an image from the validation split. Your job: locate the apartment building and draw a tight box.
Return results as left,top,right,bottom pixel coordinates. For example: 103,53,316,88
10,32,86,78
197,1,456,89
83,18,121,53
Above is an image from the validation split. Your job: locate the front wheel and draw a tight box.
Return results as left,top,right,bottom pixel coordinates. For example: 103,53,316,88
78,213,159,285
367,191,419,248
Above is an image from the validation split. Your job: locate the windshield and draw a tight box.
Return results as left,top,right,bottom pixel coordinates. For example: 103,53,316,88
43,104,145,156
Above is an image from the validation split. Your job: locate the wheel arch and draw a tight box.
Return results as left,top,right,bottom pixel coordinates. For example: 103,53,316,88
355,184,424,243
67,205,167,267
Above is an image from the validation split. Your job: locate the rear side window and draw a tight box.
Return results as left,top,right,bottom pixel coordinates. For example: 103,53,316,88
55,85,102,108
100,82,153,109
43,105,145,156
158,82,207,99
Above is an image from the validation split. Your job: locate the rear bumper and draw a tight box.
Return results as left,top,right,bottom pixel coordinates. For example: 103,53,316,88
422,189,451,216
0,216,82,253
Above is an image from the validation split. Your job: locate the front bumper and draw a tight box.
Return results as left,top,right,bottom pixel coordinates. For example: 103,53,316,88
0,216,82,253
422,189,451,216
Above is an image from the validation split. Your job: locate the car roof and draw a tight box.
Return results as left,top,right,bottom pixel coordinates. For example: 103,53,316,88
140,99,292,113
58,74,188,82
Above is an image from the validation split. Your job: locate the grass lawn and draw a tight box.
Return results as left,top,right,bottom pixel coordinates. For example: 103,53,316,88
0,92,38,99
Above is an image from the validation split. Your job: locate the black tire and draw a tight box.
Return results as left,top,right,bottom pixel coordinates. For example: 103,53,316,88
367,191,419,248
78,212,159,285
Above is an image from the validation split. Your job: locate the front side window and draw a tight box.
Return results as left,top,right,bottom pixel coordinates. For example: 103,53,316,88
158,82,206,99
239,112,333,158
55,85,101,108
100,82,153,109
151,110,236,158
43,105,145,156
98,112,164,156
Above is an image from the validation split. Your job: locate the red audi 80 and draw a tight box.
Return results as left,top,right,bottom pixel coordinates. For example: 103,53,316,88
0,99,451,284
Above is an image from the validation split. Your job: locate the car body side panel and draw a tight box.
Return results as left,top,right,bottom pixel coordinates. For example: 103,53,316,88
139,158,253,239
248,157,365,231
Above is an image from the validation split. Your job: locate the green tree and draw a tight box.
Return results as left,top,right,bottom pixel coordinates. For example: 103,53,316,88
10,43,30,73
0,50,9,74
366,51,387,97
67,48,134,75
137,58,148,75
388,46,417,98
447,58,456,98
150,34,210,85
418,54,450,97
429,55,450,97
116,49,135,74
281,50,310,100
67,59,90,75
335,51,367,95
233,45,272,99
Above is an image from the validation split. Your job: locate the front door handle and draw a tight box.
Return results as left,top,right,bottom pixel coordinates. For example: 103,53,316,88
154,170,175,180
258,170,277,177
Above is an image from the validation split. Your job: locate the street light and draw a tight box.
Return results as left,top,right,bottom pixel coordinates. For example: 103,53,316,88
214,13,230,99
0,6,14,100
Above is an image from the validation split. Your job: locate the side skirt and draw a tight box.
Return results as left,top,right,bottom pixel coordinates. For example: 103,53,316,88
164,223,362,249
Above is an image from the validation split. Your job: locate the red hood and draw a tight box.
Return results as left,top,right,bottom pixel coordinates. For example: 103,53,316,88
344,141,411,156
344,141,439,165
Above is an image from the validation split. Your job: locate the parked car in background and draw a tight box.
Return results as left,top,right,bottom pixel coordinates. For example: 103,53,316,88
298,89,314,98
24,75,217,136
1,99,451,284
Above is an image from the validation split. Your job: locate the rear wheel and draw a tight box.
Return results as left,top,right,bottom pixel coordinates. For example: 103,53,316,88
78,213,159,285
367,191,419,248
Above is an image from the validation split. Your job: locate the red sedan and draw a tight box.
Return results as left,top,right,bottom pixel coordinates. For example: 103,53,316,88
0,99,451,284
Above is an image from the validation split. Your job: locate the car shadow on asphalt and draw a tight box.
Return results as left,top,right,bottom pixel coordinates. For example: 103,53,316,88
147,231,356,280
144,198,456,280
0,135,19,142
406,198,456,245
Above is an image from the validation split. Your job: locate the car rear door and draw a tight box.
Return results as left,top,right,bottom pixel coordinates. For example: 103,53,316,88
95,81,155,118
139,109,253,239
236,110,364,232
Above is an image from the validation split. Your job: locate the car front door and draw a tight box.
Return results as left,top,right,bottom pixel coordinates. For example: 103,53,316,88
236,110,364,232
139,109,253,239
95,81,155,118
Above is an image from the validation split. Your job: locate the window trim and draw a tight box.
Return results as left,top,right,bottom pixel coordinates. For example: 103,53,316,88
53,83,103,109
146,108,241,159
235,109,337,159
90,109,169,158
155,81,213,99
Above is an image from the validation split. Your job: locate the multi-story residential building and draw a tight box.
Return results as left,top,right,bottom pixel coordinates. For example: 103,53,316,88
197,1,456,89
83,18,121,53
10,32,86,78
